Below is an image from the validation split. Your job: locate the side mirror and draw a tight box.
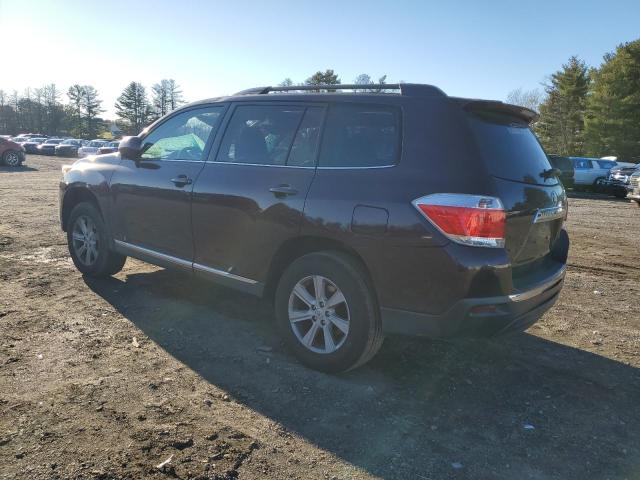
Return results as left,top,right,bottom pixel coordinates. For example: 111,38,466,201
118,136,143,159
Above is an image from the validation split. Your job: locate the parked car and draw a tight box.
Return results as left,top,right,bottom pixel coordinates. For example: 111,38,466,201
547,154,575,189
605,164,640,198
628,170,640,207
10,136,30,144
59,83,569,372
571,157,618,191
55,139,85,157
77,140,108,158
22,137,47,154
97,141,120,155
36,138,63,155
0,136,26,166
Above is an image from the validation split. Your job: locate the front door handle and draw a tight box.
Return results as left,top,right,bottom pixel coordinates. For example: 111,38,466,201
171,175,192,187
269,184,298,197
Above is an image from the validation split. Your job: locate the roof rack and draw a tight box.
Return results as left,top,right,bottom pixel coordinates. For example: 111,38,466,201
233,83,446,98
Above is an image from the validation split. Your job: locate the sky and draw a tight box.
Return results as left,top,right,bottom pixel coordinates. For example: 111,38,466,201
1,0,639,118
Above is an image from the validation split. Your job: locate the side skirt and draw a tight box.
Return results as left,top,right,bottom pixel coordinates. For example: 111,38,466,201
113,240,264,297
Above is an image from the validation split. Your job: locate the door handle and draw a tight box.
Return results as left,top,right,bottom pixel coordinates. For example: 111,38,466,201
171,175,192,187
269,184,298,197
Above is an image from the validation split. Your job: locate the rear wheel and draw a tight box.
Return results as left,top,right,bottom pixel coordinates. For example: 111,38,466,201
275,251,383,373
2,150,22,167
67,202,126,277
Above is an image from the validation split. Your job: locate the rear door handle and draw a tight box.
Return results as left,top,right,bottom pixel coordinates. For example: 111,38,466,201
269,184,298,197
171,175,192,187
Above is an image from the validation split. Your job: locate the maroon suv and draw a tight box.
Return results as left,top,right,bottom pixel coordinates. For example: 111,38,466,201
59,83,569,372
0,137,26,167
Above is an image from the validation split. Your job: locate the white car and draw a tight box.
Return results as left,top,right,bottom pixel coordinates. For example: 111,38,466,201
571,157,618,190
77,140,108,158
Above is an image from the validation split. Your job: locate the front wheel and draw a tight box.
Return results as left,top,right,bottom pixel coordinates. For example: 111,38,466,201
67,202,126,277
593,177,607,193
2,150,22,167
275,251,383,373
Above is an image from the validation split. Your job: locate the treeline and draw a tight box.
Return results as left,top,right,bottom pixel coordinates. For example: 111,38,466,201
0,79,185,137
508,39,640,162
279,70,388,90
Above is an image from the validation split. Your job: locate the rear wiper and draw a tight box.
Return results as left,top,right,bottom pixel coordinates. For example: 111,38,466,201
541,167,562,179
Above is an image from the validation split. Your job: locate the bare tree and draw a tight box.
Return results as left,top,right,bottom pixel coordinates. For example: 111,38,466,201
506,87,544,112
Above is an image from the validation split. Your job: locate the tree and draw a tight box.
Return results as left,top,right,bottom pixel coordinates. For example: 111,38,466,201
115,82,151,135
166,79,184,111
67,85,85,137
279,78,294,87
535,56,590,155
354,73,387,92
82,86,103,138
305,69,340,91
585,39,640,161
506,88,544,112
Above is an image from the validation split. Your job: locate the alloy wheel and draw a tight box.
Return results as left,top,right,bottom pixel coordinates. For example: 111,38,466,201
72,215,99,266
288,275,350,354
5,152,20,167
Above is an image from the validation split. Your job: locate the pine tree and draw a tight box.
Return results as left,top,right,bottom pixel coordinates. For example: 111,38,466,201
585,39,640,162
115,82,151,135
536,56,590,155
305,69,341,91
82,86,103,138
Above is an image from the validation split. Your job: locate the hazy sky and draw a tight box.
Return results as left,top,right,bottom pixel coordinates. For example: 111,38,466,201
1,0,638,118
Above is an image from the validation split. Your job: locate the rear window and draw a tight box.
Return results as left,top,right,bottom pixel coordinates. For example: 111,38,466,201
468,111,555,185
318,104,400,168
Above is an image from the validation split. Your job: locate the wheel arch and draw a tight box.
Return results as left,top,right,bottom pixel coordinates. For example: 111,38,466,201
61,187,103,232
264,236,377,303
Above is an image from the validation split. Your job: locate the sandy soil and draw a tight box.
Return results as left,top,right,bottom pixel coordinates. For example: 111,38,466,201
1,155,639,480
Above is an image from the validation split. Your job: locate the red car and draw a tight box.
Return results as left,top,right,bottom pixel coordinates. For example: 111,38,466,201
0,137,26,167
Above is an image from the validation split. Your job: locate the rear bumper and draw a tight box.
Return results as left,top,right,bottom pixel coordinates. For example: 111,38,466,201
381,264,565,338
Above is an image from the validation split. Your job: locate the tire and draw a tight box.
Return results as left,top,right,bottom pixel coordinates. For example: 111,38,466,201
593,177,606,193
2,150,22,167
275,251,384,373
66,202,126,277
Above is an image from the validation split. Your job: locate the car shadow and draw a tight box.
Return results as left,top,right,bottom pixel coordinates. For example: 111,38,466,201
567,190,630,202
0,165,38,173
85,268,640,479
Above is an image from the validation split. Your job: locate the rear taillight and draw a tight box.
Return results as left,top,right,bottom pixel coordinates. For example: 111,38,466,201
412,194,506,248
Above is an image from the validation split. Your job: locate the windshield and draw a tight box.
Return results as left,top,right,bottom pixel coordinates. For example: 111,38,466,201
46,139,62,144
89,141,106,147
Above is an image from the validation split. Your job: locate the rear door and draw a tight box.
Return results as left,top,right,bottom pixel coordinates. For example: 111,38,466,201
466,107,566,267
191,103,325,287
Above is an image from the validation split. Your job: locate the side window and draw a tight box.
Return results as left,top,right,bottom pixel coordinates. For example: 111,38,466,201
141,106,225,161
216,105,305,165
287,107,324,167
318,104,400,168
574,159,590,170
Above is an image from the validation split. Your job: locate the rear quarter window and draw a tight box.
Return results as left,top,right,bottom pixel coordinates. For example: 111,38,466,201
318,103,400,168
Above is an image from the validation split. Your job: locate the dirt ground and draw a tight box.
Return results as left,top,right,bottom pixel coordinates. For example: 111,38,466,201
1,155,639,480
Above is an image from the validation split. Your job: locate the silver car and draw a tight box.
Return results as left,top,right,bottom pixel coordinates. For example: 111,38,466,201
77,140,108,158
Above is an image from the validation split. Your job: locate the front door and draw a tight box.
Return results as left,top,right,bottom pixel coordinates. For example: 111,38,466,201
109,105,226,261
191,103,325,287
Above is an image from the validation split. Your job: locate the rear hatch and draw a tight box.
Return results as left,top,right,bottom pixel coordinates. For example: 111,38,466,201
462,100,566,268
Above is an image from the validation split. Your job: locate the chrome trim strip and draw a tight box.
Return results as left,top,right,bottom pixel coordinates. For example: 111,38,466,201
508,266,566,302
114,240,259,285
193,262,258,285
114,240,192,268
209,161,315,169
316,164,395,170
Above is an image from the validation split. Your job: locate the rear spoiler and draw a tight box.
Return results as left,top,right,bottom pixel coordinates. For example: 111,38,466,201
452,98,539,124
